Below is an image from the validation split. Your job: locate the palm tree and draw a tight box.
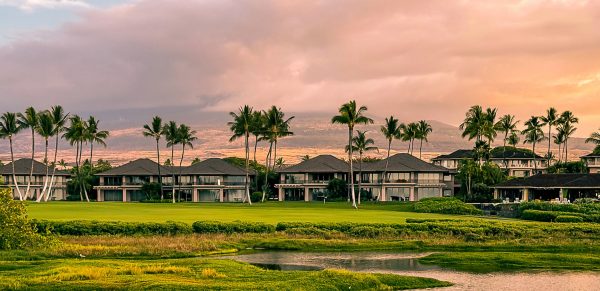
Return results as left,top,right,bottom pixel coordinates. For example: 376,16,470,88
507,131,520,147
557,122,577,162
401,122,418,155
331,100,373,209
259,106,294,202
17,107,39,200
86,116,109,167
35,112,55,202
64,115,89,201
163,121,179,203
250,111,264,164
346,130,377,204
558,111,579,161
523,116,545,174
416,120,433,159
301,155,311,161
540,107,558,159
553,131,565,163
45,106,68,202
495,114,519,168
586,128,600,146
380,116,402,195
459,105,486,143
0,112,24,200
176,124,197,201
482,107,498,144
143,116,165,199
228,106,254,204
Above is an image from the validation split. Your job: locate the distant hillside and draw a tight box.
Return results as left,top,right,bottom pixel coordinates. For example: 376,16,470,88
0,111,594,165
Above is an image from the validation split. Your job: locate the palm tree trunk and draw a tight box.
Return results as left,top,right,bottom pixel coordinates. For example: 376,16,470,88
156,139,163,200
37,138,50,202
245,133,251,205
9,137,24,200
273,140,278,171
503,132,508,169
171,146,175,203
547,125,552,159
348,128,357,209
358,152,362,205
557,143,562,163
419,138,423,159
565,138,569,162
80,141,90,202
90,143,94,167
253,135,258,163
25,128,35,200
380,139,391,202
178,144,185,202
45,134,60,201
75,141,82,201
262,142,273,202
533,142,537,175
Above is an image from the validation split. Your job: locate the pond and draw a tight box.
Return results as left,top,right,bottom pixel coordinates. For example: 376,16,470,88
220,251,600,291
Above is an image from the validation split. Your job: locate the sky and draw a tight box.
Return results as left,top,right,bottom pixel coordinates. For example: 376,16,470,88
0,0,599,137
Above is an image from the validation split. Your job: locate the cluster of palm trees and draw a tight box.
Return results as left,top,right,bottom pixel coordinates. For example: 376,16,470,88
227,105,294,204
586,128,600,153
0,106,109,202
332,101,434,208
459,105,580,172
142,117,197,203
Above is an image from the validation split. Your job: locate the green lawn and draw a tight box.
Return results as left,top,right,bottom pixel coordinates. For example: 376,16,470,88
26,201,477,223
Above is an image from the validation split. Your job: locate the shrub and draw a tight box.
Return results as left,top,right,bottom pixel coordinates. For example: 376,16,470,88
0,189,48,250
555,215,584,223
520,210,559,222
284,227,336,237
251,192,263,203
192,220,275,234
348,226,398,238
32,220,193,236
518,201,600,216
412,197,483,215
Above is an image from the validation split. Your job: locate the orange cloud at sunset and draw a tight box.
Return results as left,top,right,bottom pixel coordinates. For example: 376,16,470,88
0,0,598,136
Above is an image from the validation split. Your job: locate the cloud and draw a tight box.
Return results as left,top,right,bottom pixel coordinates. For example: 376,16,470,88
0,0,91,11
0,0,599,135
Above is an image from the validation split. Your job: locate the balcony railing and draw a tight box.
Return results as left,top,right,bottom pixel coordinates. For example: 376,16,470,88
278,179,444,185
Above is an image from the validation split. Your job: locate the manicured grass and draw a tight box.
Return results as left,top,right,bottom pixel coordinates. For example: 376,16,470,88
26,201,480,224
419,252,600,273
0,257,451,290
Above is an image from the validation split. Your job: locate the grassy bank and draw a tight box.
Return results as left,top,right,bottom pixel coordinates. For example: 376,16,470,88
25,201,484,223
0,257,451,290
419,252,600,273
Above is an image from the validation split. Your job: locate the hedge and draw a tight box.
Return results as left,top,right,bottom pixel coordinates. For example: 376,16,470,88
411,197,483,215
518,201,600,216
520,210,600,223
192,220,275,234
33,220,193,236
555,215,584,223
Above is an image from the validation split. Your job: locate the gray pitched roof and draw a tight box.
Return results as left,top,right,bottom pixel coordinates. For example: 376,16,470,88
96,158,171,176
494,174,600,188
0,158,70,176
432,147,544,160
581,152,600,158
182,158,253,176
279,155,349,173
362,153,448,172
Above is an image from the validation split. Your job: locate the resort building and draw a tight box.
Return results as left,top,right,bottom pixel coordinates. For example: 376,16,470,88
432,148,549,177
0,158,70,200
275,153,454,202
493,174,600,202
581,152,600,174
95,158,253,202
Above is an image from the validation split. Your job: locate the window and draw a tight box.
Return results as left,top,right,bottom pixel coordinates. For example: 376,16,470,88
311,173,334,183
388,173,410,183
387,187,410,201
198,189,220,202
104,177,122,186
103,190,122,201
224,176,244,185
417,173,440,183
284,174,304,184
198,176,220,185
416,187,439,200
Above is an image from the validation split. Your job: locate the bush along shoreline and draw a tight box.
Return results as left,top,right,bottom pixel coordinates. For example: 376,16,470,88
517,201,600,223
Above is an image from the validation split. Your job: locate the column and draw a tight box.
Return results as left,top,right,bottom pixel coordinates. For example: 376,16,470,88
122,188,127,202
219,189,224,202
98,189,104,202
380,186,387,202
304,187,310,202
522,188,529,201
192,188,198,202
409,187,415,202
493,188,499,200
278,187,284,202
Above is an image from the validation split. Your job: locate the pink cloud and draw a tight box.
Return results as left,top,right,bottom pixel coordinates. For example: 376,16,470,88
0,0,599,135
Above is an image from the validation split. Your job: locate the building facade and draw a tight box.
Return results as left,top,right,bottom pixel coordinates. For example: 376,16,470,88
275,154,454,202
432,148,549,177
0,158,70,200
95,158,253,202
493,174,600,202
581,153,600,174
